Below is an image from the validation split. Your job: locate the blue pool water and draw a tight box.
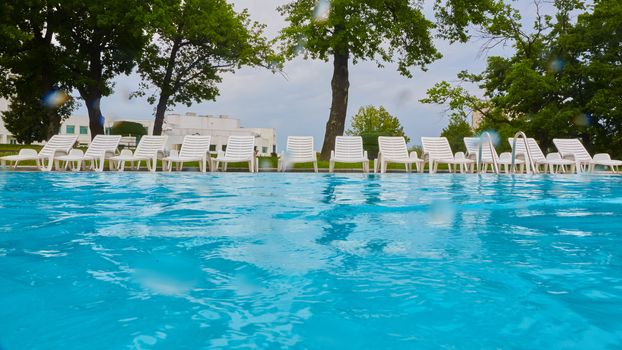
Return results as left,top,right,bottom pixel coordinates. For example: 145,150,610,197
0,172,621,349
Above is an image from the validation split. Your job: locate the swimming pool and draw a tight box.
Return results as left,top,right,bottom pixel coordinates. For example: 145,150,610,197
0,172,621,349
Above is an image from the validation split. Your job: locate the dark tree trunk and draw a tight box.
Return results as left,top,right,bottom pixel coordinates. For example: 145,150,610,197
86,95,104,138
320,51,350,160
152,38,181,136
153,94,169,136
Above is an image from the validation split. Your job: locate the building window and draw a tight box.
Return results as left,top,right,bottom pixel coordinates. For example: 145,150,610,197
262,147,268,154
66,125,75,134
105,127,112,135
10,139,17,145
209,145,216,152
79,126,88,135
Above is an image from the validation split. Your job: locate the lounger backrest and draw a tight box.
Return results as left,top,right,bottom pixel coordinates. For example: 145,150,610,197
463,137,497,161
286,136,315,159
421,137,453,160
134,136,168,158
378,136,408,159
224,136,255,158
84,135,122,158
179,135,211,159
38,135,78,157
507,138,545,161
553,138,592,161
334,136,364,159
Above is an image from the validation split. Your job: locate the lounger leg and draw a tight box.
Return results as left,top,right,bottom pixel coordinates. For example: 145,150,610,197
223,163,227,172
313,161,318,173
329,160,334,173
249,160,253,173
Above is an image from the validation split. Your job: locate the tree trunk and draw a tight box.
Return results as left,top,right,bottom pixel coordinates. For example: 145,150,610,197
86,95,104,138
152,94,169,136
152,38,181,136
320,51,350,160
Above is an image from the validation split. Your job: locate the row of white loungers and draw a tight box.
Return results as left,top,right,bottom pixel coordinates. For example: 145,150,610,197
1,134,620,173
0,135,258,173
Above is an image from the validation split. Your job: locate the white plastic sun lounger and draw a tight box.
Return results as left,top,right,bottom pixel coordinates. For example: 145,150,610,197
278,136,318,172
56,135,122,172
329,136,369,173
213,135,256,172
553,138,622,173
375,136,423,173
421,137,474,173
509,138,575,174
163,135,212,172
110,136,168,172
464,137,524,173
0,135,78,171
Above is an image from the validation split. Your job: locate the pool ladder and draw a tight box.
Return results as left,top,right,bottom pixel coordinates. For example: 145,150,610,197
511,131,536,174
476,131,500,174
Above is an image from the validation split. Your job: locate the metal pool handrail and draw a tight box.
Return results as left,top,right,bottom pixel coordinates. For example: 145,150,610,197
477,132,500,174
511,131,535,174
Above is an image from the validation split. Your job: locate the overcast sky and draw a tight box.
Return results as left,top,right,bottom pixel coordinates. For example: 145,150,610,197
75,1,539,148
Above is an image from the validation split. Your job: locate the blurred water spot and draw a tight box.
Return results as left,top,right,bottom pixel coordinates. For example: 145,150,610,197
479,129,500,146
132,254,201,297
427,201,455,227
294,36,308,55
574,113,591,127
259,159,273,170
313,0,330,22
395,88,413,106
548,58,565,73
42,89,70,109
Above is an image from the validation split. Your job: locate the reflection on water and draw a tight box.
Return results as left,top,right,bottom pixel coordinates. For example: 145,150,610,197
0,172,621,349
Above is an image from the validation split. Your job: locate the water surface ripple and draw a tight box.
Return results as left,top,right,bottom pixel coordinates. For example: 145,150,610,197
0,172,621,349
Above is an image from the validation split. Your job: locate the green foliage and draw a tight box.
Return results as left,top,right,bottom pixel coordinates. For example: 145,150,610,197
0,0,74,142
422,0,622,157
53,0,150,136
279,0,442,77
56,0,150,99
346,105,409,142
136,0,280,108
110,121,147,137
279,0,500,157
440,115,473,153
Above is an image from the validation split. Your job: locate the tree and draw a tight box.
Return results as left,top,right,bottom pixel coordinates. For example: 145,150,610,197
422,0,622,156
440,115,473,153
279,0,501,159
0,0,74,142
135,0,279,136
111,121,147,137
55,0,150,139
346,105,409,142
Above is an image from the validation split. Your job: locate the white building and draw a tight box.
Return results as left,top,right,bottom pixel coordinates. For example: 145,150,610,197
0,105,277,156
161,113,277,155
0,98,15,144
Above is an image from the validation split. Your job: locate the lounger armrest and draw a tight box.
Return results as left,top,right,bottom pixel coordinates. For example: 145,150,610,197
19,149,39,157
409,151,420,160
217,150,225,158
363,151,368,160
330,150,335,160
169,149,179,158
